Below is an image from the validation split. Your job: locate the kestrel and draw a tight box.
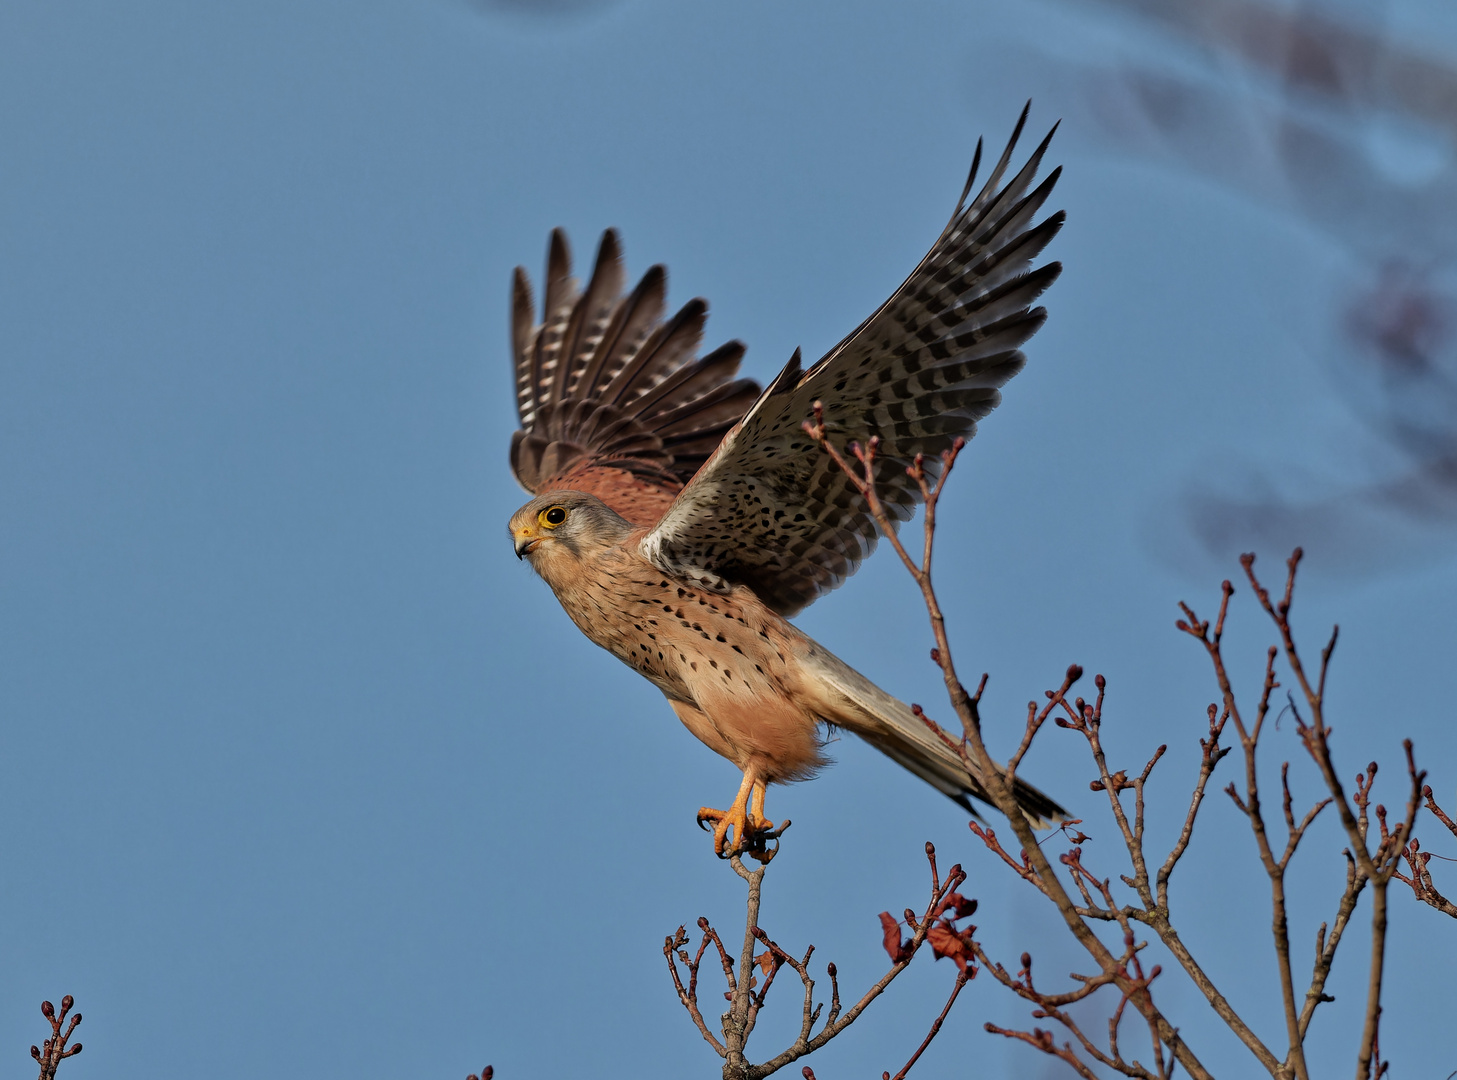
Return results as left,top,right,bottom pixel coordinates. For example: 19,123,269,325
507,108,1067,856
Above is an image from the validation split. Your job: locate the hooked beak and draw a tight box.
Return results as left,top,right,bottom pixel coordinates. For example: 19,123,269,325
515,536,543,559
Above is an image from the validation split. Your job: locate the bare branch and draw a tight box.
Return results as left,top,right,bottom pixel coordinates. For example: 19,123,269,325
1395,785,1457,917
977,940,1167,1079
883,969,970,1080
779,422,1445,1080
1239,552,1430,1080
806,419,1215,1079
667,836,979,1080
1155,705,1231,909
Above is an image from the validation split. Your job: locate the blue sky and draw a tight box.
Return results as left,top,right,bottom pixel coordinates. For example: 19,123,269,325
2,1,1454,1077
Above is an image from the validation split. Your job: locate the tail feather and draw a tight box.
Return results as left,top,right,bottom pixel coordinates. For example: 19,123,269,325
799,637,1068,829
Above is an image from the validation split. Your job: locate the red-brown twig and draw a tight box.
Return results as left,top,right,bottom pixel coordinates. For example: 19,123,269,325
1176,581,1327,1080
800,413,1445,1080
882,968,971,1080
1393,785,1457,918
31,997,82,1080
978,938,1170,1080
1240,552,1428,1080
804,413,1453,1080
803,414,1211,1079
666,841,973,1079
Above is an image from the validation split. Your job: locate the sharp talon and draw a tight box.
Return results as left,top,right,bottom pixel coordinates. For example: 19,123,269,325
699,778,782,859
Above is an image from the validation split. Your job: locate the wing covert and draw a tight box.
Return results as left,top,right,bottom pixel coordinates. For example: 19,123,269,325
641,106,1064,614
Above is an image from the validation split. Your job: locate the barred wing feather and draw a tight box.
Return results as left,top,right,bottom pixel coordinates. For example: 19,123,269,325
641,107,1064,615
510,229,761,525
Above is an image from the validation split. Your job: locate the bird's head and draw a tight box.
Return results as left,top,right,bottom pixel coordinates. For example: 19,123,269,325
508,491,636,574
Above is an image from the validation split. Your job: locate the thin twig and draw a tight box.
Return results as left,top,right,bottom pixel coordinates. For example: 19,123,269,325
1393,785,1457,917
803,416,1214,1080
668,837,972,1079
883,969,970,1080
31,997,82,1080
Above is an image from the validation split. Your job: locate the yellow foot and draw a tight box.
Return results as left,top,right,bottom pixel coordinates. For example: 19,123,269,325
695,805,790,863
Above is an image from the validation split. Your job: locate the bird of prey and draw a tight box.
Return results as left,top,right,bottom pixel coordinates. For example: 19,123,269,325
507,108,1067,856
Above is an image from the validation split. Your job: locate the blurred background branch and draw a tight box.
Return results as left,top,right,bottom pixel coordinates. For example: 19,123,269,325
1005,0,1457,575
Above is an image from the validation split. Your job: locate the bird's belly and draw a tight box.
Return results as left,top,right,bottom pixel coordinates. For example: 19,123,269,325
576,599,782,705
552,564,793,709
654,627,824,781
551,564,824,780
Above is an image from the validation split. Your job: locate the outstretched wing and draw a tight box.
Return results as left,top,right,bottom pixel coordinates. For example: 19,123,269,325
509,229,761,526
641,106,1064,614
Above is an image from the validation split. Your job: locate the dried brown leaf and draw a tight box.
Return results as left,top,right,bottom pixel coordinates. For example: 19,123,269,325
879,911,911,964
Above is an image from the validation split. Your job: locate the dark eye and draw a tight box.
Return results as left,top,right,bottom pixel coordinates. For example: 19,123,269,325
539,505,568,528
